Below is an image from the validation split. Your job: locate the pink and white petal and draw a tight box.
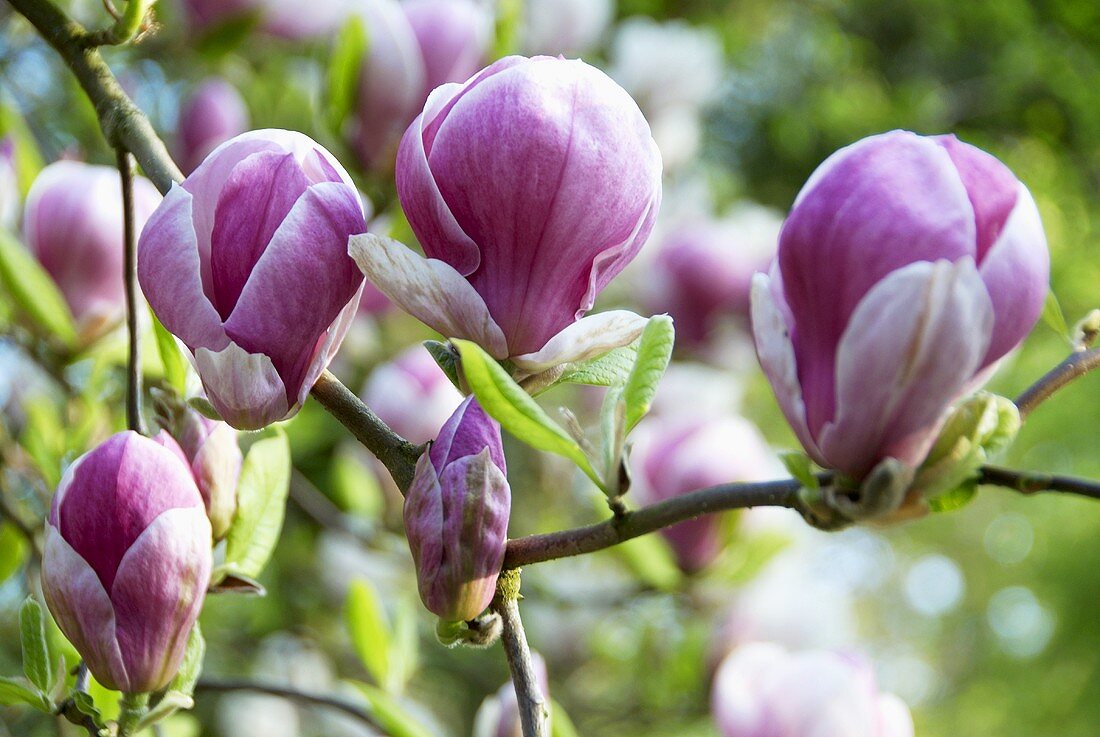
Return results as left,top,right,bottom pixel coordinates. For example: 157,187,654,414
819,259,994,478
750,274,823,464
41,527,129,692
137,185,229,352
978,182,1050,365
292,281,366,413
110,508,212,694
511,310,648,374
349,233,508,357
194,342,289,430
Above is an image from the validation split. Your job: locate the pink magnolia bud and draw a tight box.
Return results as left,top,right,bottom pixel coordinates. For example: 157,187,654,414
649,205,782,346
156,412,242,540
177,78,250,175
362,345,463,444
0,137,17,230
752,130,1049,480
712,643,913,737
404,397,510,622
631,415,775,573
353,56,663,374
138,130,367,430
24,161,161,338
351,0,491,170
41,431,212,693
473,652,550,737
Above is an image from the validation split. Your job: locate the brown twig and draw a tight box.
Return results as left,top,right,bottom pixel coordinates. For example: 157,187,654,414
493,572,549,737
979,465,1100,500
194,679,384,732
1014,346,1100,420
117,148,144,435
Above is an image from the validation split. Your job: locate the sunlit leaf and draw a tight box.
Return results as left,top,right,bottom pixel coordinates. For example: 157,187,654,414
20,597,52,695
151,309,189,394
327,15,369,132
622,316,674,434
0,230,76,346
346,579,391,688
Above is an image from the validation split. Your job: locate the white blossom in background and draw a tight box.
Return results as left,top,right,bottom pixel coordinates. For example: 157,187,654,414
608,16,725,167
521,0,614,56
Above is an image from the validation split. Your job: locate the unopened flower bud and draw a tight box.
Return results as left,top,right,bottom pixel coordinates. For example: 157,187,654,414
362,345,463,444
177,78,250,175
753,130,1049,481
41,431,212,693
404,397,510,622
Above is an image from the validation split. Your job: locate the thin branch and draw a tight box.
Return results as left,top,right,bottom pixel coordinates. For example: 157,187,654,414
504,476,808,569
979,465,1100,500
84,0,152,46
194,679,384,732
309,371,423,492
494,576,549,737
117,148,144,435
1014,346,1100,419
56,663,102,737
7,0,182,192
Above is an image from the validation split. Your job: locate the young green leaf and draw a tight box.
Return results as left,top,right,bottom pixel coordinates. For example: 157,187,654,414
453,339,604,489
151,309,189,394
492,0,523,58
168,624,205,698
1040,289,1070,341
0,230,76,346
221,429,291,581
423,340,462,391
386,599,420,695
621,316,675,434
556,341,639,388
327,15,369,132
187,396,222,421
20,597,52,694
354,682,436,737
780,451,820,490
0,676,49,710
551,699,580,737
346,579,391,688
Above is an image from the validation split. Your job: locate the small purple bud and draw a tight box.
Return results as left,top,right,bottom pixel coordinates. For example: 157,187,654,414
361,345,463,444
177,78,250,175
753,130,1049,480
0,136,18,230
155,410,242,540
138,130,367,430
632,415,775,573
41,431,212,694
404,397,510,622
24,161,161,339
354,56,662,370
712,644,913,737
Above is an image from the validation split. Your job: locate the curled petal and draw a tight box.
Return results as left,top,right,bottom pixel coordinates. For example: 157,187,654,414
511,310,648,374
349,233,508,357
818,259,994,477
111,508,212,693
194,342,289,430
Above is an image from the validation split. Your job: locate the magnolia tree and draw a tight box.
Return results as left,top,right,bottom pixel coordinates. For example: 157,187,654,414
0,1,1096,736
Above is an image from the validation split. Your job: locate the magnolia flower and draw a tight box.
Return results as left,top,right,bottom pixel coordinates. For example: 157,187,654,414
138,130,366,430
352,55,662,375
177,77,250,174
753,130,1049,480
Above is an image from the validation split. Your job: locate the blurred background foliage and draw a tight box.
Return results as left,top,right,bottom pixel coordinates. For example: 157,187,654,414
1,0,1099,735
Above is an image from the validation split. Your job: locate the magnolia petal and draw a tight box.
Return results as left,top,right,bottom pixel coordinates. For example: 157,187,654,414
41,526,129,691
819,259,994,478
978,182,1050,365
111,507,212,694
349,233,508,358
137,184,229,352
194,341,289,430
749,273,823,464
292,281,365,413
511,310,648,374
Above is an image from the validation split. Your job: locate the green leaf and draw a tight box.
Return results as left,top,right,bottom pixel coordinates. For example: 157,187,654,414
621,316,675,434
386,599,419,694
72,690,105,727
423,340,462,391
20,597,52,694
492,0,524,58
327,15,369,132
599,386,627,497
551,699,580,737
0,676,49,710
927,482,978,513
1041,289,1070,340
221,429,291,581
780,451,820,490
151,309,189,394
0,522,28,583
453,339,604,489
346,580,391,688
557,342,639,388
134,691,195,733
168,624,205,697
187,396,222,421
0,230,76,346
354,682,436,737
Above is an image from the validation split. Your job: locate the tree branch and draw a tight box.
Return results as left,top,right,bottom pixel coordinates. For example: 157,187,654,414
194,679,385,732
309,371,423,492
979,465,1100,500
84,0,151,46
493,573,549,737
1014,346,1100,419
117,148,144,435
7,0,182,192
